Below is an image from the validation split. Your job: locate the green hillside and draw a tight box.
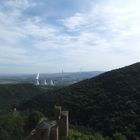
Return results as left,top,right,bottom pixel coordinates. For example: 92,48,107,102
19,63,140,139
0,84,43,111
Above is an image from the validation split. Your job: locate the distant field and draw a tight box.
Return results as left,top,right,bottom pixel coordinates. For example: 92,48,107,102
0,80,18,84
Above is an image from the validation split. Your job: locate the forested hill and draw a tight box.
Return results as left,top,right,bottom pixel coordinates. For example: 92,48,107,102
0,84,43,111
19,63,140,139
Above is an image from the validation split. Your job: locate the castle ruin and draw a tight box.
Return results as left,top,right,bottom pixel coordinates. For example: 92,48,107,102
25,106,69,140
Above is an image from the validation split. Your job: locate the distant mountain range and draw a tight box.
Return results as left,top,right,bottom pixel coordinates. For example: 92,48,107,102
0,71,103,85
19,62,140,139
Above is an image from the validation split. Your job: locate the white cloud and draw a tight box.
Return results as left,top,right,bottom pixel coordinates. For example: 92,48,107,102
61,0,140,53
60,13,88,30
3,0,34,10
1,0,140,73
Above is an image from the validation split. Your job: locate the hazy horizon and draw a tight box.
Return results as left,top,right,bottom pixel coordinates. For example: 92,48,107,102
0,0,140,74
0,70,104,75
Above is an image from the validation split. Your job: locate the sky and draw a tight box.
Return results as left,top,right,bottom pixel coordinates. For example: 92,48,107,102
0,0,140,74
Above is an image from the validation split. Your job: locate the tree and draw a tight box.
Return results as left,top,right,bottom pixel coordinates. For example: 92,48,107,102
113,133,127,140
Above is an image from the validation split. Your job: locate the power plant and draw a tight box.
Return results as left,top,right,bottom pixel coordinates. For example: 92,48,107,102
35,73,55,87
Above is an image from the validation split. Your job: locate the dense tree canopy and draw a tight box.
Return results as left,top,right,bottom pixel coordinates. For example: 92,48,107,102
0,84,44,110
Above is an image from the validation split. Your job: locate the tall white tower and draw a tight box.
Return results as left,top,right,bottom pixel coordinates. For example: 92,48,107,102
44,80,48,86
35,73,40,85
50,80,55,86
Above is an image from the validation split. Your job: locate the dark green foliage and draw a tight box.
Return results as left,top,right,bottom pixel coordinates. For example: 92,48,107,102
0,111,45,140
19,63,140,139
62,129,104,140
0,84,43,111
0,112,24,140
113,133,127,140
